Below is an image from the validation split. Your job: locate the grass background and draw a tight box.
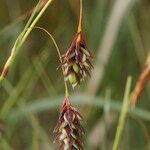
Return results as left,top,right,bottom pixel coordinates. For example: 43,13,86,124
0,0,150,149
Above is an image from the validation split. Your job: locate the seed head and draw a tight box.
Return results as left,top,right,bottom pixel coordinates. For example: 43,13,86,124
54,97,84,150
62,31,93,88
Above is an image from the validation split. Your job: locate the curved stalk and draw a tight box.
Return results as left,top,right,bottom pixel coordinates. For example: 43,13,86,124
33,26,69,97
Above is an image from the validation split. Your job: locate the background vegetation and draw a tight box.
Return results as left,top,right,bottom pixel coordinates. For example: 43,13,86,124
0,0,150,149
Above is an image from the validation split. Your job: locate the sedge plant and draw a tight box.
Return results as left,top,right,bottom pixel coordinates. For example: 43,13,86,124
53,0,93,149
0,0,93,149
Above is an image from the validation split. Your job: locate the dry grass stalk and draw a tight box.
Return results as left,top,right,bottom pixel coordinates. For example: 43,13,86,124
131,52,150,106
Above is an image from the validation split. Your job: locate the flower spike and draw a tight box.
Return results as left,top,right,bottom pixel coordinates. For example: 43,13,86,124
62,32,93,88
54,97,84,150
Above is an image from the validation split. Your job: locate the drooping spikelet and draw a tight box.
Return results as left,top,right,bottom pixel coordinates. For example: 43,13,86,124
62,31,93,88
54,97,84,150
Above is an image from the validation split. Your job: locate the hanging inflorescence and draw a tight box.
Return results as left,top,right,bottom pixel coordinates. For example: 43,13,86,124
54,97,84,150
62,32,93,88
54,0,93,149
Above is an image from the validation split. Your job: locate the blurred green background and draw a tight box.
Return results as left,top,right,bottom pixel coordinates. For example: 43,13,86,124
0,0,150,149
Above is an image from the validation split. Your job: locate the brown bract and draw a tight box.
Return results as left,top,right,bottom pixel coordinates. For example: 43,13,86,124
54,97,84,150
61,31,93,88
131,52,150,106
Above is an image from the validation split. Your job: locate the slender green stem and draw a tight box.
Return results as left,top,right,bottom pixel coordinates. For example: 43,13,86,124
33,26,69,97
0,0,53,86
112,76,132,150
0,0,43,37
21,0,43,38
18,0,53,49
0,0,41,82
77,0,83,32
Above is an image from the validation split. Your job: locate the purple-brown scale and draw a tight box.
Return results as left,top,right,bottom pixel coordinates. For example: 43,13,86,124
54,97,84,150
61,31,93,88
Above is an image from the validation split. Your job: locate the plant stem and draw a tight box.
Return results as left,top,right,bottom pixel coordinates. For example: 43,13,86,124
21,0,43,38
18,0,53,49
112,76,132,150
33,27,69,97
0,0,53,86
77,0,83,32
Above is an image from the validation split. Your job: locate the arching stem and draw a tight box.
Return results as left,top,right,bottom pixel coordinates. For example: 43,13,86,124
33,26,69,97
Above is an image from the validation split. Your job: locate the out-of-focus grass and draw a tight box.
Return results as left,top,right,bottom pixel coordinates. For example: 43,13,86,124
0,0,150,149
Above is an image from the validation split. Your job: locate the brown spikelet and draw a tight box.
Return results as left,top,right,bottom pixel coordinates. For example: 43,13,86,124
131,52,150,106
61,31,93,88
54,97,84,150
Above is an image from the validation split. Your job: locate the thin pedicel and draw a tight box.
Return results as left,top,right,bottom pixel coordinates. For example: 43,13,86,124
32,26,85,149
